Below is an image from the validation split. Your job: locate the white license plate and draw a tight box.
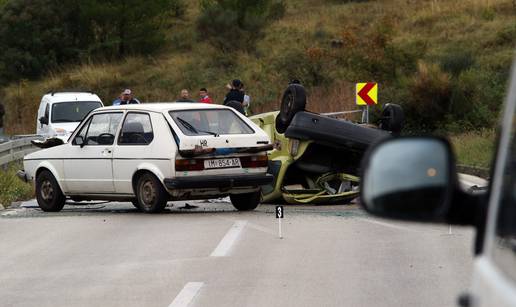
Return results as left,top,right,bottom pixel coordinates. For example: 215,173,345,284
204,158,241,169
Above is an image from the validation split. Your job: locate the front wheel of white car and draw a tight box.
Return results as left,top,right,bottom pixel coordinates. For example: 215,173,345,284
36,170,65,212
136,173,168,213
230,191,261,211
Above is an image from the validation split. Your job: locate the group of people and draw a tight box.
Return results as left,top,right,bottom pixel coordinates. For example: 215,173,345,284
111,79,251,114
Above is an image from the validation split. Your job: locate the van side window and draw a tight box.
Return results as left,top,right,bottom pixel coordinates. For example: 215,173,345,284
493,120,516,281
118,113,154,145
44,104,49,119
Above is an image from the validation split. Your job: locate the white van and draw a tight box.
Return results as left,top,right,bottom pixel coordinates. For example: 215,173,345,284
37,92,103,141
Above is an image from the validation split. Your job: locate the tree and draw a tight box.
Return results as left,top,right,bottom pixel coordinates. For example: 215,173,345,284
196,0,285,52
0,0,184,84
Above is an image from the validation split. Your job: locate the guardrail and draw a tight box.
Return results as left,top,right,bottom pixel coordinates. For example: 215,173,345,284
0,136,42,166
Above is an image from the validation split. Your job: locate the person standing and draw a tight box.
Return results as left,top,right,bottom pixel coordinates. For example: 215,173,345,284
199,88,213,104
241,83,251,115
112,89,141,105
223,79,244,104
176,89,195,102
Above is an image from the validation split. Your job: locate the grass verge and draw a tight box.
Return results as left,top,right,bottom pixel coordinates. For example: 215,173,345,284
449,129,496,169
0,161,34,208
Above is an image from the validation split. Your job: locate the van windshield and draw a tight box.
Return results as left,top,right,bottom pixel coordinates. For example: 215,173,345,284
169,109,255,136
51,101,102,123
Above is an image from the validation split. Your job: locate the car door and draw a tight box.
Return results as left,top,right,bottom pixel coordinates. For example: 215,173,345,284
63,112,123,194
112,112,157,194
470,70,516,306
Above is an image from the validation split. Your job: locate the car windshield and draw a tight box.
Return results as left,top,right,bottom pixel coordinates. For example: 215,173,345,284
169,109,254,136
51,101,102,123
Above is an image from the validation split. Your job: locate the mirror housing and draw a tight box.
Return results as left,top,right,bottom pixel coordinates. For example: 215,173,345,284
360,136,456,222
39,116,49,125
74,135,84,147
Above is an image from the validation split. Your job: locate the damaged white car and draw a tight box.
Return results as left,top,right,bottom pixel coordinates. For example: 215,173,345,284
18,103,273,213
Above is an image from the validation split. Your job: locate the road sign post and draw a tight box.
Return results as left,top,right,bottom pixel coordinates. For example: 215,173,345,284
276,205,284,239
356,82,378,124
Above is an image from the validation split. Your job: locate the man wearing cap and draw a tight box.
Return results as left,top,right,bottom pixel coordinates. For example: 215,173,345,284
112,89,141,105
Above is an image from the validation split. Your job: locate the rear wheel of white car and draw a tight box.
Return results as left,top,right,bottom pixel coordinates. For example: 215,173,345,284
36,170,65,212
230,191,261,211
136,173,168,213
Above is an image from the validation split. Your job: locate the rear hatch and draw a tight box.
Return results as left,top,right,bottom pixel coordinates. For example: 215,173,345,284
166,108,272,175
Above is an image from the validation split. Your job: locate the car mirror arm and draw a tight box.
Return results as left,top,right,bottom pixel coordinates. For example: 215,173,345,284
445,186,489,255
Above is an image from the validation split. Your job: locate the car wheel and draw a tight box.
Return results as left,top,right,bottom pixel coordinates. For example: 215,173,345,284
136,173,168,213
230,191,261,211
36,170,65,212
224,100,246,115
380,103,404,134
276,84,306,133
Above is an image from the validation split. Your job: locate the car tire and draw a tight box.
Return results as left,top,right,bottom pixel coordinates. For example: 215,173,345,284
36,170,66,212
224,100,246,115
230,191,261,211
380,103,404,134
276,84,307,133
136,173,168,213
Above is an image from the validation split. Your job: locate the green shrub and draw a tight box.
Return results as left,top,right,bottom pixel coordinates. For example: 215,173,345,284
439,47,475,77
196,0,286,52
405,61,452,131
0,162,34,207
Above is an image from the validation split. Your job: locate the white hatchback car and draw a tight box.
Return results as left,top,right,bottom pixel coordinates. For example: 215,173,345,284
19,103,273,213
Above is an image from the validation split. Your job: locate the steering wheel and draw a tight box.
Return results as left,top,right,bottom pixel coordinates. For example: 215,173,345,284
97,133,115,145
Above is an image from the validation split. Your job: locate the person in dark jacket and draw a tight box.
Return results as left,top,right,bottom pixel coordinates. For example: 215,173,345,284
223,79,245,104
112,89,141,105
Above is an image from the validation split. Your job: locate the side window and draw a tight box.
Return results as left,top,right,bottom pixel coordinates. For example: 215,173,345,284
493,116,516,281
44,104,49,119
118,113,154,145
80,113,123,146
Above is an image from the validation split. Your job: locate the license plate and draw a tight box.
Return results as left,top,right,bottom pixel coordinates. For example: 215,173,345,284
204,158,241,169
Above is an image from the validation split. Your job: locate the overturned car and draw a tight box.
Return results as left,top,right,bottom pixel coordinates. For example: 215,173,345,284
250,84,404,205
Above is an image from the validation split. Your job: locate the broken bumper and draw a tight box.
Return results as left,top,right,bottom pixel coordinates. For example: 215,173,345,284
164,174,274,189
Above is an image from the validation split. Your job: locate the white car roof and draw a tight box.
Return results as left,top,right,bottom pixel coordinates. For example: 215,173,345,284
43,92,102,103
100,102,234,113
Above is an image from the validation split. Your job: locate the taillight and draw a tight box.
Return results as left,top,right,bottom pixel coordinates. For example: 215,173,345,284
175,159,204,171
240,155,268,168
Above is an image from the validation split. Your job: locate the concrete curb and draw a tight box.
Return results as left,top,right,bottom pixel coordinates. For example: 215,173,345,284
457,164,489,179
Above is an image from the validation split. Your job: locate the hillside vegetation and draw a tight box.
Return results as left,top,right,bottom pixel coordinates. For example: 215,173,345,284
2,0,516,134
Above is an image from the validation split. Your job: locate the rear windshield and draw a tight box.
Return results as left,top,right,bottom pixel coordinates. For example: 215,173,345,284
169,109,255,136
51,101,102,123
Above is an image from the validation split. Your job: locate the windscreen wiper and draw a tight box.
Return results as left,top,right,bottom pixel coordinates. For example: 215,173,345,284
176,117,219,136
176,117,199,134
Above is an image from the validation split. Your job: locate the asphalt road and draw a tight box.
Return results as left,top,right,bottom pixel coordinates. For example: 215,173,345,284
0,199,474,307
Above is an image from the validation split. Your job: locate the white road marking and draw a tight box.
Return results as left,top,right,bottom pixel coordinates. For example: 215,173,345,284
357,217,413,232
210,220,248,257
169,282,204,307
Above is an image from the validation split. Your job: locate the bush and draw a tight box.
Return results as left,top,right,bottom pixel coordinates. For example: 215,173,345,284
405,61,452,131
196,0,286,52
439,47,475,77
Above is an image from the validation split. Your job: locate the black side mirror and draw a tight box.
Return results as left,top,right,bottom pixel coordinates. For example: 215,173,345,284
74,135,85,147
360,136,456,222
39,116,49,125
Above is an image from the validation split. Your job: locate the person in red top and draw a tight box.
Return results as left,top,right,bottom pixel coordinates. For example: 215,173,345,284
199,88,213,104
